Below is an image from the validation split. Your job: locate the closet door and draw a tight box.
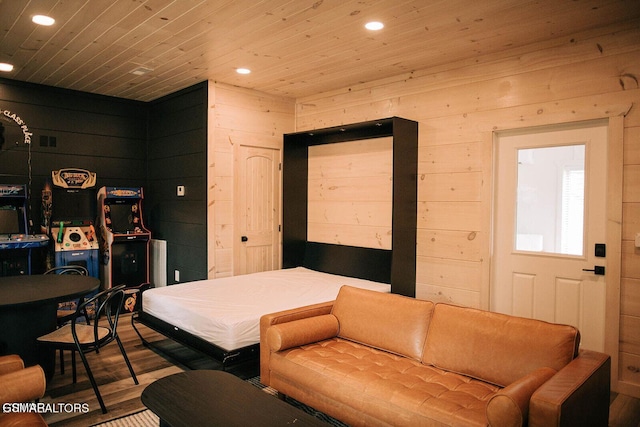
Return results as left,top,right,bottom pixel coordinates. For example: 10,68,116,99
235,145,281,275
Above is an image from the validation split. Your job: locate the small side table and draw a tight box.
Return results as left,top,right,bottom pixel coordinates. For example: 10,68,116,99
142,370,328,427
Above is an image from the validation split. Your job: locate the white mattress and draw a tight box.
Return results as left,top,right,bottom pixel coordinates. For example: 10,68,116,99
142,267,390,351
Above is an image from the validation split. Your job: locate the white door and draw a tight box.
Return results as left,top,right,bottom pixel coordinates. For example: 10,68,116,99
235,145,280,275
491,121,608,352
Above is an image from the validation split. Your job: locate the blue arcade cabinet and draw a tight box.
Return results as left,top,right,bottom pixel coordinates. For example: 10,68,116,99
49,168,100,278
0,184,49,276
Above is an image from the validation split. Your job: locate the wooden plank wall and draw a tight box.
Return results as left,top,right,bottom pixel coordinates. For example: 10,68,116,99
294,22,640,395
308,137,393,249
0,77,146,232
147,82,208,283
207,82,295,278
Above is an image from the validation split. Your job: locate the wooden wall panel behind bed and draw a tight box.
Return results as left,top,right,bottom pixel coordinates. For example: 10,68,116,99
283,117,418,297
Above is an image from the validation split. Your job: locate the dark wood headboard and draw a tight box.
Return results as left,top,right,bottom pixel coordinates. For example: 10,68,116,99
302,242,392,284
282,117,418,297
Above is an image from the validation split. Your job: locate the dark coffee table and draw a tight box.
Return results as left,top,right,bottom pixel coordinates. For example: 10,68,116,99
142,370,328,426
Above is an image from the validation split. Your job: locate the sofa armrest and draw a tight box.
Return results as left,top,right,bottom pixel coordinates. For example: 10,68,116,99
529,350,610,427
267,314,339,352
0,365,46,405
487,367,557,427
260,300,335,385
0,355,24,376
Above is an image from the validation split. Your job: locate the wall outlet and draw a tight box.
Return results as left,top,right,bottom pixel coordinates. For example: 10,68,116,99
174,269,180,282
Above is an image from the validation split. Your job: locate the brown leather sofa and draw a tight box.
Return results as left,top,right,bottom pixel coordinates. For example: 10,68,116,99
0,355,48,427
260,285,610,427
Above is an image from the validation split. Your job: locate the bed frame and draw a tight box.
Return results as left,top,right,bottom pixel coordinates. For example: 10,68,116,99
131,241,393,368
132,301,260,368
132,117,418,368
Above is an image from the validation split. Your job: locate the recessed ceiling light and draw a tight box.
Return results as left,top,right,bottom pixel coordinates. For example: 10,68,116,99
236,68,251,75
32,15,55,26
0,63,14,72
365,21,384,31
131,66,154,76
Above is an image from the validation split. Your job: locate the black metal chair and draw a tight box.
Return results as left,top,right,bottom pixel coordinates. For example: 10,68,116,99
44,265,91,374
37,284,139,413
45,265,92,326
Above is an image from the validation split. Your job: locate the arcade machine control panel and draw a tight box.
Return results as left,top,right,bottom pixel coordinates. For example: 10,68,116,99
0,234,49,246
53,224,98,252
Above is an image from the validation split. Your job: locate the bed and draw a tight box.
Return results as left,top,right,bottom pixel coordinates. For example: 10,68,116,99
133,117,418,368
132,242,393,367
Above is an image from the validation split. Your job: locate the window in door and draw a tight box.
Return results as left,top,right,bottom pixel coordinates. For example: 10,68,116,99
514,144,585,256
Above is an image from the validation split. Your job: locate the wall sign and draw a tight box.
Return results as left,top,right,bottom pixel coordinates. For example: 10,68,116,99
1,109,33,144
52,168,97,189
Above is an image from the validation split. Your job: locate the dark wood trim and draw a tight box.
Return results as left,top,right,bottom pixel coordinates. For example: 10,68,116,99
390,117,418,297
302,242,392,284
283,117,418,297
281,136,308,269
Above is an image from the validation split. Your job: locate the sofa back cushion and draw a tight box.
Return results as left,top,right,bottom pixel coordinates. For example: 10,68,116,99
331,285,434,361
422,303,580,387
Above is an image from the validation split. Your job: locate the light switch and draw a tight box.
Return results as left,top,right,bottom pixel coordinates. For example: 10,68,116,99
177,185,185,196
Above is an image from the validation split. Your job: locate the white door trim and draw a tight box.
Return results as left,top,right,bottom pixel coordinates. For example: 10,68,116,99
604,116,623,394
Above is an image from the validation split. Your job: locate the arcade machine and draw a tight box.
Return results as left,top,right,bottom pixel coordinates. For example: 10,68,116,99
0,184,48,276
48,168,100,278
96,187,150,310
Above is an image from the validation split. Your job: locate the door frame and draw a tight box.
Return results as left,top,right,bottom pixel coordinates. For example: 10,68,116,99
486,117,623,391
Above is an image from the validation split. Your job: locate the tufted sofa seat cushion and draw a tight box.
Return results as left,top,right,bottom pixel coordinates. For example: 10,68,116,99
270,337,501,427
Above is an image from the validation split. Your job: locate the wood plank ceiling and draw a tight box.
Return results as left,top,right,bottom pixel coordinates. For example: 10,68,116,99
1,0,638,102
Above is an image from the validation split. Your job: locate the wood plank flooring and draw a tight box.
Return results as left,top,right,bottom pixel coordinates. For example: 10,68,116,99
40,314,258,427
39,313,640,426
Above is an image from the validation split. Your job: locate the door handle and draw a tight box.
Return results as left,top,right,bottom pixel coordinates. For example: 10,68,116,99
241,236,248,242
582,266,605,275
